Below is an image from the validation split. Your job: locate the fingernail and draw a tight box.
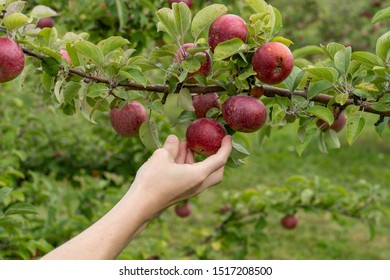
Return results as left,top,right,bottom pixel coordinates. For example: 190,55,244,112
166,134,178,142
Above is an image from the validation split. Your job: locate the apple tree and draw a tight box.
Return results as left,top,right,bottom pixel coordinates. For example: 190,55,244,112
0,0,389,259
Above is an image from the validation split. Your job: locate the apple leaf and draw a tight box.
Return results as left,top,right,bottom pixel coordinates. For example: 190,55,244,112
62,81,82,105
245,0,269,13
74,41,104,66
156,8,178,40
376,31,390,62
115,0,127,32
213,38,249,61
323,42,345,59
191,4,228,40
97,36,130,56
352,51,385,67
304,67,339,83
5,202,39,215
0,187,12,203
40,72,54,92
30,5,58,18
293,45,323,59
372,6,390,24
177,88,194,112
3,13,28,31
139,121,161,151
307,105,334,125
307,80,333,100
346,115,366,145
334,47,351,74
172,2,192,42
119,66,148,87
42,57,60,77
283,66,305,92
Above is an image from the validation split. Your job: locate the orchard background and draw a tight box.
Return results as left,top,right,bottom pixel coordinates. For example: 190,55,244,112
0,0,389,259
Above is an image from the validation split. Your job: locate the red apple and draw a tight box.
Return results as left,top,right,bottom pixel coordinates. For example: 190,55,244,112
208,14,248,52
280,214,298,229
250,85,265,98
222,95,267,133
168,0,193,8
220,204,232,215
192,93,221,119
109,101,148,137
251,42,294,85
186,118,227,156
175,201,192,218
36,17,54,28
0,37,25,83
175,43,212,83
59,49,72,65
316,108,346,132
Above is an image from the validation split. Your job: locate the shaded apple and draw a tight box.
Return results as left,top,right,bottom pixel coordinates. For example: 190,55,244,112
0,37,25,83
316,108,346,132
175,201,192,218
59,49,72,65
36,17,54,28
192,93,221,119
175,43,212,83
208,14,248,52
168,0,193,8
109,101,148,137
220,204,232,215
250,85,265,98
222,95,267,133
186,118,227,156
281,214,298,229
251,42,294,85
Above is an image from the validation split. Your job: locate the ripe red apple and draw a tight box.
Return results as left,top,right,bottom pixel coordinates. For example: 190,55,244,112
175,43,212,83
0,37,25,83
250,85,265,98
220,204,232,215
59,49,72,65
168,0,193,8
208,14,248,52
36,17,54,28
109,101,148,137
280,214,298,230
251,42,294,85
192,93,221,119
175,201,192,218
316,108,346,132
222,95,267,133
186,118,227,156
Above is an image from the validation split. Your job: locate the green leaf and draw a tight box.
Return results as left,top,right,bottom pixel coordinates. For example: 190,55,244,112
119,67,148,87
115,0,127,32
177,88,194,111
40,72,54,92
3,13,28,31
334,47,351,74
323,42,345,59
62,81,82,105
213,38,249,61
283,66,305,92
191,4,228,40
156,8,178,40
352,51,384,67
335,93,349,106
293,45,323,59
5,202,39,215
97,36,130,56
346,115,366,145
173,2,192,41
271,7,282,36
74,41,104,66
139,121,160,151
0,187,12,203
376,31,390,62
30,5,58,18
41,57,60,77
300,188,314,205
307,105,334,124
304,67,339,82
307,80,333,100
149,44,177,60
245,0,269,13
372,6,390,24
231,141,250,160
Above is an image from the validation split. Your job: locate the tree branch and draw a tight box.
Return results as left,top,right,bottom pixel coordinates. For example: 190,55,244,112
20,47,390,117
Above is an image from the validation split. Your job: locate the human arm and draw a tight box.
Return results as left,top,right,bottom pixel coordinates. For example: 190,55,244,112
41,134,232,260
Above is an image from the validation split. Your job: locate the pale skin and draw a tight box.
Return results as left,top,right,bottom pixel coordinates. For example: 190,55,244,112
41,134,232,260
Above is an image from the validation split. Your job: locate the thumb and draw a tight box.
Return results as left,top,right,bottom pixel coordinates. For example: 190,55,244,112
162,134,180,160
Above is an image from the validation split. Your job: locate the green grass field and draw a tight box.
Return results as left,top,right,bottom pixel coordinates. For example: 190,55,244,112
123,114,390,260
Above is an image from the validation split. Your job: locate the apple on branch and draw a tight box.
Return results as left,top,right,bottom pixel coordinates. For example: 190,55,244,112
208,14,249,52
251,42,294,85
36,17,54,29
316,108,347,132
192,93,221,119
186,118,227,156
222,95,267,133
109,101,148,137
174,201,192,218
0,37,25,83
280,214,298,230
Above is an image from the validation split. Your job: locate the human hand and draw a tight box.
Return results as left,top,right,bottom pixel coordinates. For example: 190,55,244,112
127,134,232,220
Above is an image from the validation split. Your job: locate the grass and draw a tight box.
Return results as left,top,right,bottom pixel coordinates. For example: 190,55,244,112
123,113,390,260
